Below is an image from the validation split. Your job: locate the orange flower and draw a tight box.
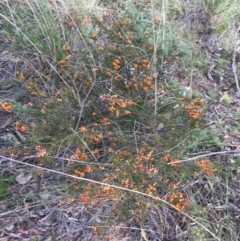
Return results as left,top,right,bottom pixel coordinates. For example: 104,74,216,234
124,110,131,115
92,67,98,72
168,192,189,211
59,59,66,69
59,55,70,69
0,102,13,112
112,59,121,70
79,193,91,204
98,45,104,51
63,44,71,51
84,166,92,174
14,121,27,132
16,71,25,81
90,32,97,39
36,146,48,158
74,169,85,177
145,183,157,195
79,126,87,133
198,159,217,175
73,147,88,160
67,20,74,27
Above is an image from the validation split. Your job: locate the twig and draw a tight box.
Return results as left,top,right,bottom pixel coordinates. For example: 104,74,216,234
231,20,240,95
209,203,240,212
60,72,97,172
169,150,240,165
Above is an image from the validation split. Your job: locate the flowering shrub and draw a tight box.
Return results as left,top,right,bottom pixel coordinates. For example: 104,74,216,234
43,7,213,220
1,0,220,234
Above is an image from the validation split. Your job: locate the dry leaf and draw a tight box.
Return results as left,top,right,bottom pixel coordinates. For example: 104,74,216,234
15,173,32,185
141,228,149,241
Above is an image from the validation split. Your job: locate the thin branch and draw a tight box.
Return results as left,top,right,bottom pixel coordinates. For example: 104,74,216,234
232,20,240,95
169,150,240,165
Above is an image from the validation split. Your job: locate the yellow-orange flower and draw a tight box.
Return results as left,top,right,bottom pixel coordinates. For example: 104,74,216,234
168,192,189,211
0,102,13,112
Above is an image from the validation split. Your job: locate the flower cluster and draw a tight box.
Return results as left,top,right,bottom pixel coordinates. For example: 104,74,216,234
16,71,25,81
160,154,179,168
140,74,154,92
136,148,154,162
168,191,189,211
35,145,48,158
26,82,46,98
79,193,91,204
59,55,70,69
185,98,204,120
145,182,157,195
14,121,27,132
79,183,118,205
133,59,150,69
72,147,88,161
85,133,102,143
0,101,13,112
74,165,92,178
112,59,121,70
100,94,134,117
196,158,217,175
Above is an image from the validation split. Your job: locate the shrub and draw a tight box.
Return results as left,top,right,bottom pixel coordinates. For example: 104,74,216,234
1,0,226,239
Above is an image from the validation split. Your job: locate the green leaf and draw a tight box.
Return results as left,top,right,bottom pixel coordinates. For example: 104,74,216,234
221,92,232,104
